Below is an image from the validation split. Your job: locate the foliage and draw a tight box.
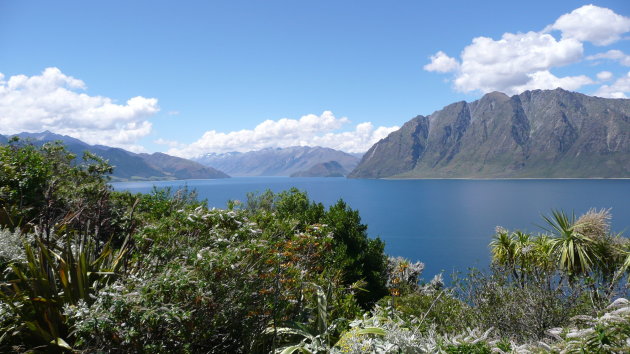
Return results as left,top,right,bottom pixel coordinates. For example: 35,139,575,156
245,188,389,308
0,228,29,266
386,256,425,297
0,139,117,243
3,141,630,353
0,230,128,351
66,204,360,353
548,297,630,352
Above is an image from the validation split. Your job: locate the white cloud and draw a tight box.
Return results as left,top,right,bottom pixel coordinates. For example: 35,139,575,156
594,72,630,98
154,138,182,148
425,5,629,95
167,111,399,158
0,67,159,151
587,50,630,66
452,31,584,94
597,71,613,81
550,5,630,46
508,70,593,93
423,51,460,73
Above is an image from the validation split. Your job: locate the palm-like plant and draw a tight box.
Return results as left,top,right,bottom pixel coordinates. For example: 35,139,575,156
266,282,384,353
543,210,595,278
0,232,128,351
490,228,518,279
513,231,534,278
531,234,555,276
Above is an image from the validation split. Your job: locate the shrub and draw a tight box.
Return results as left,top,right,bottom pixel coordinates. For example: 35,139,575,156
246,189,388,309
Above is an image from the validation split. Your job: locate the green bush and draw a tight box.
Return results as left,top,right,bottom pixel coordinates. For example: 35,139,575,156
246,189,388,309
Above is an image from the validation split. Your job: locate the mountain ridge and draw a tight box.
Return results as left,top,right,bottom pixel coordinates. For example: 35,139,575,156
349,88,630,178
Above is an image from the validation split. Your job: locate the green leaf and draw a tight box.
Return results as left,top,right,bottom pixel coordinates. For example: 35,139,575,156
51,337,73,350
279,345,312,354
354,327,387,336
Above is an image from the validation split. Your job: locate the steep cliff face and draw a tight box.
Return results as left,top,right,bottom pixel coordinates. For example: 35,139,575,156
349,89,630,178
349,115,429,178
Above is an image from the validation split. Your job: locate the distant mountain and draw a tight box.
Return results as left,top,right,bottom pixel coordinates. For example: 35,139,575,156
349,88,630,178
194,146,360,176
139,152,229,180
0,131,229,181
290,161,348,177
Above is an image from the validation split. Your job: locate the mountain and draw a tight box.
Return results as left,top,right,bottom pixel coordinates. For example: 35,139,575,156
139,152,229,180
194,146,360,176
290,160,348,177
0,131,229,181
349,88,630,178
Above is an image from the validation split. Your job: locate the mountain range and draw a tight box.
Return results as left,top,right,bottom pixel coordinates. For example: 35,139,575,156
5,88,628,180
350,88,630,178
194,146,360,176
0,131,229,181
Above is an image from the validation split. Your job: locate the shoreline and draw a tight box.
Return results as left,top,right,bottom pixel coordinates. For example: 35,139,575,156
381,177,630,180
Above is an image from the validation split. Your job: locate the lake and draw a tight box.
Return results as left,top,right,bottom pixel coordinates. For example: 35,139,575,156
112,178,630,280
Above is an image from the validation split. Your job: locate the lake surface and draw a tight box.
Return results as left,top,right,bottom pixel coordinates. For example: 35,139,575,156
112,178,630,280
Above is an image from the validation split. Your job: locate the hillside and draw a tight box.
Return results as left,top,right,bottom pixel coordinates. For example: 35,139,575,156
194,146,360,176
290,160,348,177
0,131,229,181
349,88,630,178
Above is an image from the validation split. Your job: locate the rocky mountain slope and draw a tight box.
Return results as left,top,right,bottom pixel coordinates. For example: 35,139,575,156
349,89,630,178
194,146,360,176
290,161,348,177
1,131,229,181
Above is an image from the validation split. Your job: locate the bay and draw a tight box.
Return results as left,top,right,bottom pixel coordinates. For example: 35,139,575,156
112,178,630,280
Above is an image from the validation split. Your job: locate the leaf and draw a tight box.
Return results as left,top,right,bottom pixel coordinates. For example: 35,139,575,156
50,337,73,350
354,327,387,336
264,326,313,340
279,345,312,354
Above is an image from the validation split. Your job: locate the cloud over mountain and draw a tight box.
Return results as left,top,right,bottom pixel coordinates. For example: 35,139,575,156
595,72,630,99
424,5,630,97
165,111,399,158
0,67,159,152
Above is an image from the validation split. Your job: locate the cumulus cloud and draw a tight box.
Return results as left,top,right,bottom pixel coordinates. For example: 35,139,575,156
0,67,159,152
167,111,399,158
424,5,629,95
550,5,630,46
507,70,593,93
587,50,630,66
597,71,613,81
452,32,584,94
594,72,630,98
423,51,460,73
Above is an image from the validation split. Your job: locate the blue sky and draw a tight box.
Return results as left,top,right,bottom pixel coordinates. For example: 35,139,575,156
0,0,629,156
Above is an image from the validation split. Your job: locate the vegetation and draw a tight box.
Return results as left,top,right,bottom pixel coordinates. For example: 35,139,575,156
1,139,630,353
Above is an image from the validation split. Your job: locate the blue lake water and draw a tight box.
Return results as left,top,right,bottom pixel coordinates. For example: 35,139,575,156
112,178,630,280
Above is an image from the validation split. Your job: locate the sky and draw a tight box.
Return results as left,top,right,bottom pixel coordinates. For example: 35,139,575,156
0,0,629,157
